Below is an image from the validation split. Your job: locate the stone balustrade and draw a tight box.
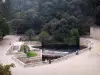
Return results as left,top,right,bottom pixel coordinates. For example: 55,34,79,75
52,48,88,63
12,56,26,67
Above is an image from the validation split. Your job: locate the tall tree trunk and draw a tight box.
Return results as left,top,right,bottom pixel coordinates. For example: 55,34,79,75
29,35,32,40
42,41,44,51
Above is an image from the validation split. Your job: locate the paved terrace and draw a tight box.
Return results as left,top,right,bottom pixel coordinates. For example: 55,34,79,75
0,35,21,66
0,35,100,75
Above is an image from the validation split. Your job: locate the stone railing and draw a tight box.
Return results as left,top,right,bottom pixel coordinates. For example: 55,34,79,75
12,56,26,67
18,57,42,63
6,36,21,55
12,55,43,67
24,41,41,46
52,48,88,63
6,46,14,55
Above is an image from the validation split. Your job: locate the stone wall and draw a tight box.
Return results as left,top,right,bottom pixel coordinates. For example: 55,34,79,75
80,38,89,47
90,26,100,39
52,48,88,63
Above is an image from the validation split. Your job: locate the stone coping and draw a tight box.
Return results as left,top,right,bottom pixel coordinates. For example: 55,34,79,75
52,48,88,63
12,48,88,67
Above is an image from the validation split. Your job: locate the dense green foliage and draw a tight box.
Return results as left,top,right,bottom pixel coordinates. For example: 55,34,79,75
0,63,15,75
9,0,90,35
6,0,90,45
0,0,11,18
69,29,79,46
84,0,100,26
39,31,50,42
1,0,100,44
0,15,10,39
25,28,35,40
0,0,11,39
39,29,79,46
39,31,50,47
26,52,37,57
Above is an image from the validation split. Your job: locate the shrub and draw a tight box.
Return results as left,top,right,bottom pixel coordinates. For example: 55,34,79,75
20,44,30,53
26,52,37,57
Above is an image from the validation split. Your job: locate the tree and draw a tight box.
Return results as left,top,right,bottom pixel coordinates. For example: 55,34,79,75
83,0,100,26
25,28,35,40
42,18,60,34
0,16,11,39
0,63,15,75
43,18,70,42
9,0,91,36
53,32,65,42
69,29,80,47
39,31,50,48
14,12,26,19
0,0,11,19
20,44,30,53
0,29,3,40
11,19,24,34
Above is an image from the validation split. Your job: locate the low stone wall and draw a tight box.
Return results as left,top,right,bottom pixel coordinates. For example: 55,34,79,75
80,38,90,47
12,56,45,67
6,46,13,55
90,26,100,40
6,36,21,55
23,41,41,46
52,48,88,63
18,57,42,63
12,56,26,67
